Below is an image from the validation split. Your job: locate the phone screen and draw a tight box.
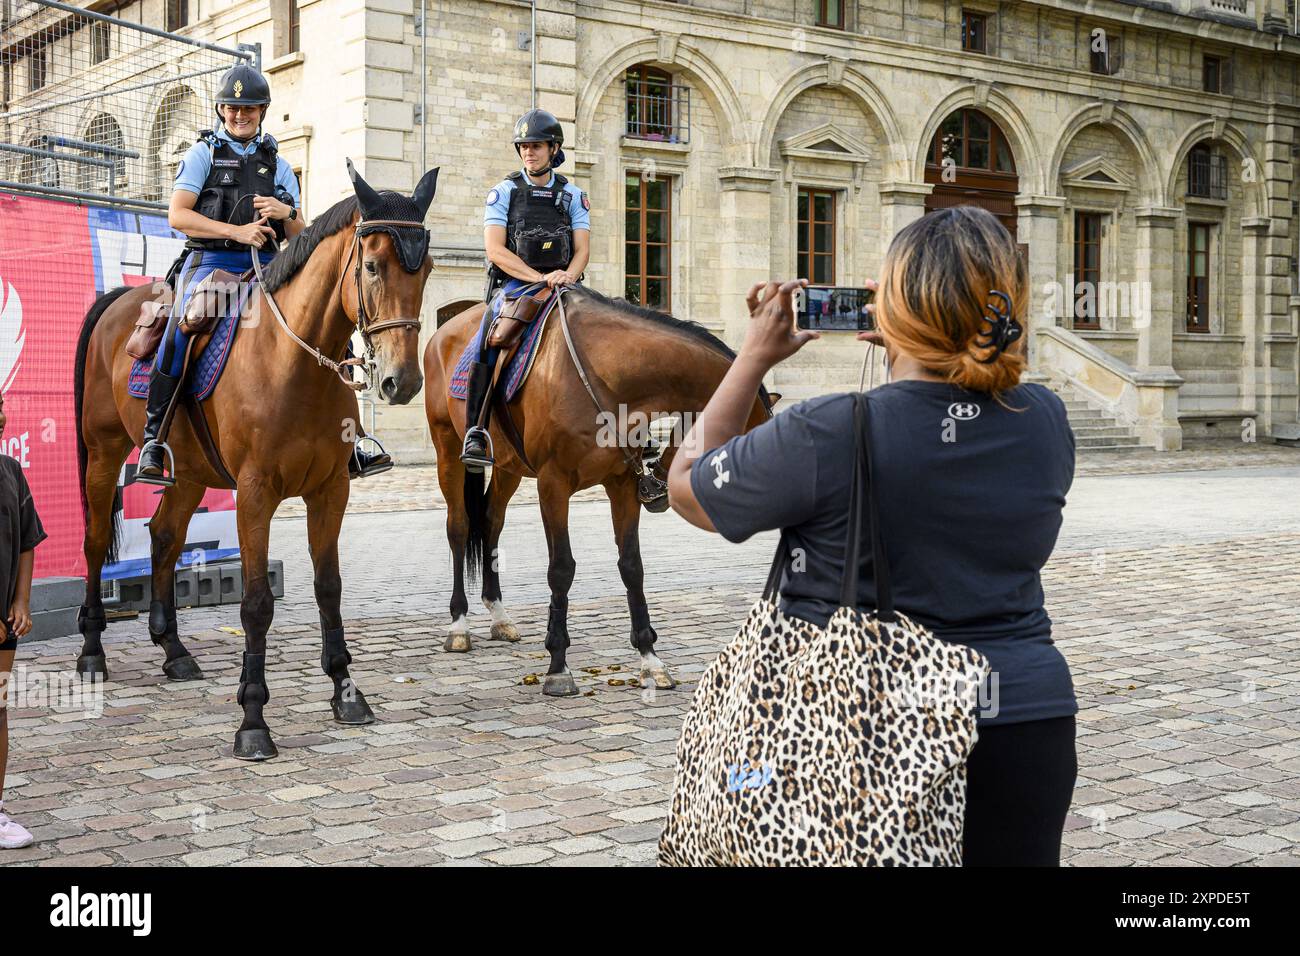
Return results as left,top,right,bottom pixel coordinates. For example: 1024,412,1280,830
796,286,876,332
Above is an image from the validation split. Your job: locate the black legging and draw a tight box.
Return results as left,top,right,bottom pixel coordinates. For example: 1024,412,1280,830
962,715,1077,867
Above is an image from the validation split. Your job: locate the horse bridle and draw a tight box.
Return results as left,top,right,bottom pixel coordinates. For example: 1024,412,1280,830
250,216,428,392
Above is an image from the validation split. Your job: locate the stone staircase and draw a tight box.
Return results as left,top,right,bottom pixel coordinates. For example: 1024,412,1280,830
1041,379,1143,450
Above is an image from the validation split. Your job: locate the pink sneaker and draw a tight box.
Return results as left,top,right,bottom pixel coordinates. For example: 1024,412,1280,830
0,808,34,849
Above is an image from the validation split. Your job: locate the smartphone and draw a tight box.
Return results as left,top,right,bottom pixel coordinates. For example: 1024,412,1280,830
795,286,876,332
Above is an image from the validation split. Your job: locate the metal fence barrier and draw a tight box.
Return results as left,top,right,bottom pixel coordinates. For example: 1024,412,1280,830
0,0,256,209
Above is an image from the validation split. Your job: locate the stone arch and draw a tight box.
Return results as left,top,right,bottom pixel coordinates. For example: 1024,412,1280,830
756,62,905,175
1164,120,1265,218
913,85,1043,194
575,37,747,158
147,84,204,199
78,112,127,193
1048,103,1163,204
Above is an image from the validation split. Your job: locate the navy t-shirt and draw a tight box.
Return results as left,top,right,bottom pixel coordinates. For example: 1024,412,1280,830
689,380,1077,726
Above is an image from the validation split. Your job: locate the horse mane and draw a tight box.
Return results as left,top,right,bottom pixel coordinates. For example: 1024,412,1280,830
568,286,773,409
260,195,361,293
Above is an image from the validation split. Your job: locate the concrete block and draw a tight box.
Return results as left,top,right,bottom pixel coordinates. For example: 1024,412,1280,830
27,606,78,643
110,576,151,612
217,562,244,605
31,576,82,613
268,560,285,599
173,567,200,609
196,564,224,607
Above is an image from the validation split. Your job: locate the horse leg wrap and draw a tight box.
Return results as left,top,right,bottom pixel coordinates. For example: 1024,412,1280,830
237,652,269,708
147,600,178,646
78,605,107,636
320,626,352,676
545,603,571,654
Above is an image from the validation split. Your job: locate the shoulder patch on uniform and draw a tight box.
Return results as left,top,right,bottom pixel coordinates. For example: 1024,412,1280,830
581,191,590,211
486,188,499,206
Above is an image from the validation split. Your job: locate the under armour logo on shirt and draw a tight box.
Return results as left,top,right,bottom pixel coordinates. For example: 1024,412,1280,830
710,450,731,489
948,402,980,420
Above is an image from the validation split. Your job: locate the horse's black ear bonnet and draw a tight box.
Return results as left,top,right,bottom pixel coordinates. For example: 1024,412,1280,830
347,160,438,273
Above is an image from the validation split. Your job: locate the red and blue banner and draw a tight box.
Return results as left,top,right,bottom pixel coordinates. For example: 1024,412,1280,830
0,191,239,581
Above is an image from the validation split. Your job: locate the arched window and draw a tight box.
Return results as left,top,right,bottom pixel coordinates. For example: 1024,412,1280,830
437,300,481,327
149,86,203,199
924,108,1020,238
19,138,59,188
625,65,688,143
927,108,1015,174
81,114,127,194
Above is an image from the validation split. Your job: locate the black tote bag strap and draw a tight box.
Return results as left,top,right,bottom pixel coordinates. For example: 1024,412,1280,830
761,530,789,602
839,393,895,621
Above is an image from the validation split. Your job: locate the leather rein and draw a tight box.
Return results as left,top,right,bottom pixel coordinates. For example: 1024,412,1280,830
553,289,653,479
249,216,426,392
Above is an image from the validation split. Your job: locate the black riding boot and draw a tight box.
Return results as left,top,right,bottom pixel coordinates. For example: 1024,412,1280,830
460,360,495,472
136,367,182,486
349,434,393,480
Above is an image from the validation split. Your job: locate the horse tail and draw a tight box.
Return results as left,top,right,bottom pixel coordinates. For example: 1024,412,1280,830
463,468,489,588
75,286,132,566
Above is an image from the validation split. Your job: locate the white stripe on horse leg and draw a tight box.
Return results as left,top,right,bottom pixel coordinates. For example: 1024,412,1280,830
484,599,520,642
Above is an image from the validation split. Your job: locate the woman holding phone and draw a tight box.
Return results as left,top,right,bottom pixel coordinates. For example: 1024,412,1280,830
668,206,1079,866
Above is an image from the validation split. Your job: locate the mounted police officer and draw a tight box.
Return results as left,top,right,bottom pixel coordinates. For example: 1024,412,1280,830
460,108,590,470
136,62,390,486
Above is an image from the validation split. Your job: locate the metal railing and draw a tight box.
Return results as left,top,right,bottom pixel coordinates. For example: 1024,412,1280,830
0,0,256,209
1188,150,1228,200
625,78,690,145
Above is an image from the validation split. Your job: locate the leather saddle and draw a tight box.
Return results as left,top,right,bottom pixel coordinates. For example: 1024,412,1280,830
124,266,248,360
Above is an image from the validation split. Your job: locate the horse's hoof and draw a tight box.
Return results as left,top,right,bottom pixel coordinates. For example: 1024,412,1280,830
232,729,278,761
162,654,203,681
542,671,579,697
489,621,521,643
332,690,376,726
443,631,473,653
76,655,108,680
641,666,677,690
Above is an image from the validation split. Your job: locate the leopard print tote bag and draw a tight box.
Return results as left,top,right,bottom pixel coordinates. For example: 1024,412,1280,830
659,392,990,866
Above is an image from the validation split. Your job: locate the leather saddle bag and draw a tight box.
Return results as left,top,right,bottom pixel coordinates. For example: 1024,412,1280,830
488,287,552,349
178,269,244,336
125,298,171,361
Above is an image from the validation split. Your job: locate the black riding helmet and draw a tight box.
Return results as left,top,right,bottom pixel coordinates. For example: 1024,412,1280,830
512,109,565,170
213,63,271,127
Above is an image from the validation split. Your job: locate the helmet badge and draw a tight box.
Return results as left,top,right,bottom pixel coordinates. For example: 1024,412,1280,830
234,80,243,99
516,120,528,138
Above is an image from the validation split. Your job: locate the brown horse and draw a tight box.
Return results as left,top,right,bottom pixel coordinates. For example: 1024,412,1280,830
73,163,438,759
424,287,776,696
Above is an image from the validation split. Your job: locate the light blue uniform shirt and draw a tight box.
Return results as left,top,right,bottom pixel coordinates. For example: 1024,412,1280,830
173,126,301,208
484,170,589,231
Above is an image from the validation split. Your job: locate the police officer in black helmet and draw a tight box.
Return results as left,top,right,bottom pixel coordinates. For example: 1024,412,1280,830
136,63,390,486
460,108,591,470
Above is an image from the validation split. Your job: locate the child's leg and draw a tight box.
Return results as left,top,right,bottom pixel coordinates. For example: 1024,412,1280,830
0,644,14,800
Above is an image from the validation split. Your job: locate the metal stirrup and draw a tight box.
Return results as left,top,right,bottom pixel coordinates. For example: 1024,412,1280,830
138,439,176,479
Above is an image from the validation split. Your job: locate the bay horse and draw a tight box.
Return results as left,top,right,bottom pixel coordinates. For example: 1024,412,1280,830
73,163,439,759
424,287,776,696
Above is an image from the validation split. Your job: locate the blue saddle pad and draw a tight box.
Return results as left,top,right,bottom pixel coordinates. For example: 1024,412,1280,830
448,281,559,403
127,281,256,400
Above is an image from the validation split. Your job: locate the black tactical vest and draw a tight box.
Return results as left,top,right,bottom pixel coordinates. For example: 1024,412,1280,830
188,130,289,251
504,170,573,272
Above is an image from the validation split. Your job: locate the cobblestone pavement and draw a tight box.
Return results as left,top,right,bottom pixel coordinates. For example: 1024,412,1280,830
272,440,1299,518
4,444,1299,866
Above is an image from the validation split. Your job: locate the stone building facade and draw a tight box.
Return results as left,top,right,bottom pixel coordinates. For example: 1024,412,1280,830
5,0,1300,456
